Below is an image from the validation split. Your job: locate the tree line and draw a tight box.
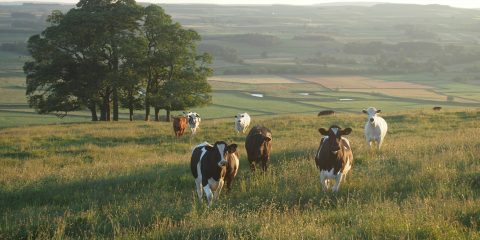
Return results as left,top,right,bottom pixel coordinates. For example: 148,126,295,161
23,0,212,122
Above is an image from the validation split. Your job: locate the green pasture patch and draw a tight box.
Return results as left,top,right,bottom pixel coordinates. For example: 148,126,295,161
209,92,317,114
300,99,433,112
0,111,89,128
0,110,479,239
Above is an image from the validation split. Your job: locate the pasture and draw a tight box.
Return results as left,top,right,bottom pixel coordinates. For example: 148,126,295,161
1,74,480,129
0,109,479,239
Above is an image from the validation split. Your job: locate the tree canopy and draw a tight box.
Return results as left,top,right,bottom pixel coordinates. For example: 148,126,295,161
24,0,212,122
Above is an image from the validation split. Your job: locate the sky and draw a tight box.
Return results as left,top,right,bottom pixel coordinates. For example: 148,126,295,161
0,0,479,9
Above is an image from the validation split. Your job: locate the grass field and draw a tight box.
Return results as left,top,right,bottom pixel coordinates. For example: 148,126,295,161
0,110,479,239
1,73,480,129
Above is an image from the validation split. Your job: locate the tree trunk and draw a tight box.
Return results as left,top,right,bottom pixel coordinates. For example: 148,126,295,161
128,93,134,121
154,107,160,121
103,88,111,121
112,41,119,121
129,107,133,121
89,102,98,121
113,87,119,121
145,81,151,121
165,109,171,122
100,103,106,121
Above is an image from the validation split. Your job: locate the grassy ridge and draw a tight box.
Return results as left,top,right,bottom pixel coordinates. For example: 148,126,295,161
0,110,479,239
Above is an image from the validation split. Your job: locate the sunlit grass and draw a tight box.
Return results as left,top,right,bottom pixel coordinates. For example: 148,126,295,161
0,109,478,239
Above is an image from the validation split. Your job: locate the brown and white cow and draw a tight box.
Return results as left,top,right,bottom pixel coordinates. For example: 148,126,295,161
191,141,238,207
245,125,272,172
172,116,187,137
224,147,240,192
315,125,353,192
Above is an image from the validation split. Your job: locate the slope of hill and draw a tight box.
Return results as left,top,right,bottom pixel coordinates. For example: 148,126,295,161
0,110,478,239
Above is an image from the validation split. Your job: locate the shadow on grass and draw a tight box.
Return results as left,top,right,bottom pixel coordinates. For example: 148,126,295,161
0,163,194,239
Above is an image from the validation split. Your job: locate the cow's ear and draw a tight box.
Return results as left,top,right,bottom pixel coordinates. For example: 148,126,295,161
341,128,352,135
319,128,328,135
264,136,272,142
362,109,367,114
376,109,381,113
227,144,238,153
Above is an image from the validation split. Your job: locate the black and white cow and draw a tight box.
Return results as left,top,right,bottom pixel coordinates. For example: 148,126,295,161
183,111,201,135
190,141,238,206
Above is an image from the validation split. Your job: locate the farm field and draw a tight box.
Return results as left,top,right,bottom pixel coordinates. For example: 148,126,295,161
0,110,479,239
2,74,480,128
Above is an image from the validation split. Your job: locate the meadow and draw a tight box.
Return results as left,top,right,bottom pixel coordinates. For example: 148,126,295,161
0,109,479,239
0,3,480,238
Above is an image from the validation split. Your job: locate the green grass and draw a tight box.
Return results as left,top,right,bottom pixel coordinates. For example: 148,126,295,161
0,110,479,239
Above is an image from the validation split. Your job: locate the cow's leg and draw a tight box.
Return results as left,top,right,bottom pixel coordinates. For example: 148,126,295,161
225,175,232,192
377,138,384,150
320,171,328,192
203,185,213,207
261,158,268,172
195,178,203,201
366,139,372,150
332,173,343,192
250,162,256,172
214,179,224,200
343,159,352,183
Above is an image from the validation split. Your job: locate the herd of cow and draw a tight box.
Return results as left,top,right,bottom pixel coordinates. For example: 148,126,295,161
177,107,388,207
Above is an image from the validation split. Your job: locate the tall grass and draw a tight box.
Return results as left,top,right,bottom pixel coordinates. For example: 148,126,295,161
0,109,479,239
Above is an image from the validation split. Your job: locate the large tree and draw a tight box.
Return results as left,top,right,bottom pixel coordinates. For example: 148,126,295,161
142,6,212,121
24,9,107,121
25,2,212,122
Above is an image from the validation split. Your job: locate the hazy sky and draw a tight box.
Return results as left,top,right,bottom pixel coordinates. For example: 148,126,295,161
0,0,479,9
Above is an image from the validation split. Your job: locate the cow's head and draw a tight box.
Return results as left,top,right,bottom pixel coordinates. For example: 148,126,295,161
319,125,352,154
235,113,248,124
362,107,381,125
184,111,201,125
205,141,238,167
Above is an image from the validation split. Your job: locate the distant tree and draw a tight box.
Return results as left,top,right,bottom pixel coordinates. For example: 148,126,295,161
76,0,143,121
25,0,145,121
24,9,107,121
24,2,211,122
153,53,212,121
142,5,212,122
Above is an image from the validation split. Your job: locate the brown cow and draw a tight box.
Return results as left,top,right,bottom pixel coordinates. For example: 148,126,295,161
225,147,240,192
315,125,353,192
433,106,442,111
245,125,272,172
318,110,335,116
173,116,187,137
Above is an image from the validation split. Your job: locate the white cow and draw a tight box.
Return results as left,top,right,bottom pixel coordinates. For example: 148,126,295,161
363,107,388,150
183,111,201,135
234,112,251,134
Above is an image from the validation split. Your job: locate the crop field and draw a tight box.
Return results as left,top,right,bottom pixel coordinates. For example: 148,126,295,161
294,75,435,90
2,73,480,128
209,75,298,84
0,110,479,239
